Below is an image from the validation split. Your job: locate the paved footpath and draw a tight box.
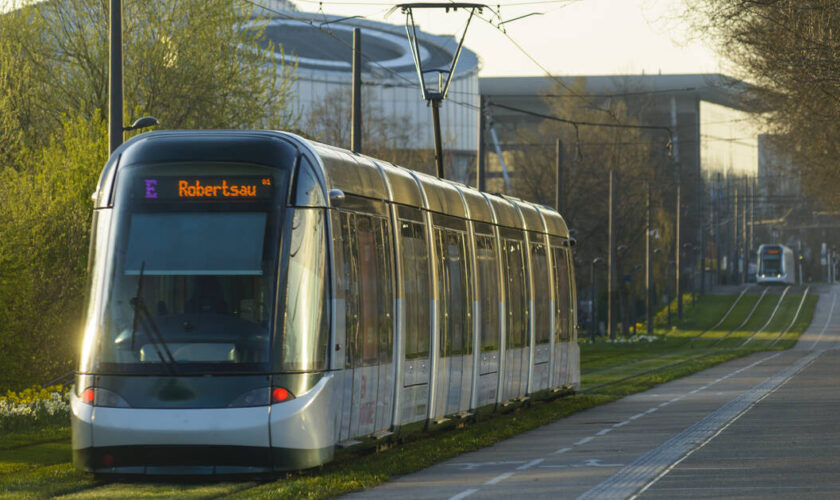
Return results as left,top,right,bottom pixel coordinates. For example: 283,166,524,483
345,284,840,499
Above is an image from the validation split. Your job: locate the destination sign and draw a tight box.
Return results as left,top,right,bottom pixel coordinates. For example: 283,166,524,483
139,176,274,201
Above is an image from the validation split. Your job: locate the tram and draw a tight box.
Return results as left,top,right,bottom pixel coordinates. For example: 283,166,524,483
71,130,579,474
756,243,795,285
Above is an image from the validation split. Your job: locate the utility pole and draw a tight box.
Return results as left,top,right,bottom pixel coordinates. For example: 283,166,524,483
608,169,617,340
671,97,682,319
555,138,563,212
700,180,706,294
733,184,740,284
108,0,123,154
476,95,486,191
646,184,653,334
351,28,362,154
741,177,748,283
715,173,722,287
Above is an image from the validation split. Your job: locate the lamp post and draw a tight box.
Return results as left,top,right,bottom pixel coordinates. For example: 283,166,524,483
629,264,644,335
668,260,676,328
616,244,628,336
590,257,605,341
682,242,696,307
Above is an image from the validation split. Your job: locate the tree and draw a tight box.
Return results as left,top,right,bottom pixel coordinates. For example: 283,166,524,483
506,79,677,336
0,0,298,389
685,0,840,209
303,87,437,176
0,0,297,158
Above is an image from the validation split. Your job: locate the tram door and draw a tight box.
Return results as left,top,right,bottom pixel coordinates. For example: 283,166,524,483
474,228,501,407
398,211,432,425
551,245,572,387
433,222,473,418
336,211,394,441
530,239,551,392
502,233,530,401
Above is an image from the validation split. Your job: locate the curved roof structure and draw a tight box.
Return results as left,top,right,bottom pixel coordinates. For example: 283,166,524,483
256,10,479,82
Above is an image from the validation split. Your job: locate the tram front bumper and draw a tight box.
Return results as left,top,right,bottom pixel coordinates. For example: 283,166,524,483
72,393,273,474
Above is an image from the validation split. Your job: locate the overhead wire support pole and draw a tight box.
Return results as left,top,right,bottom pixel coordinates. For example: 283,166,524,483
671,97,682,320
109,0,123,154
351,28,362,154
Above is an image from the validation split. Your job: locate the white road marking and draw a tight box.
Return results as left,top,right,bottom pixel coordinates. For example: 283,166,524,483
551,447,572,455
449,488,478,500
612,421,629,428
484,472,515,485
450,461,526,470
540,459,624,469
595,428,611,436
575,436,594,446
517,459,544,470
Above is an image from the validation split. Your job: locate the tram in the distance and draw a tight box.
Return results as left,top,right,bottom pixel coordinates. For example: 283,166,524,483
71,130,579,474
756,243,795,285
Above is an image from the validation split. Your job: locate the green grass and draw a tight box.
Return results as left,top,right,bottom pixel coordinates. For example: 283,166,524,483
0,289,819,499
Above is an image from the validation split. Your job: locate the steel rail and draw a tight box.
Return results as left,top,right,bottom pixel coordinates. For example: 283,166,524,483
739,286,791,346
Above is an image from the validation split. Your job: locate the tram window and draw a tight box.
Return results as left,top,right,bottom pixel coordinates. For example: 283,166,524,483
125,213,265,275
281,208,329,371
552,246,571,342
436,227,472,357
504,238,529,349
401,219,430,359
341,211,394,367
475,234,499,351
531,240,550,345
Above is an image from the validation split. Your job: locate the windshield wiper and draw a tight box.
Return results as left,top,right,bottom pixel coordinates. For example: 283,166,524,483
129,261,178,374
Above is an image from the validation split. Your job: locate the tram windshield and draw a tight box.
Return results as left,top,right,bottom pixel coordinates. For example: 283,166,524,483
94,163,283,374
760,249,782,275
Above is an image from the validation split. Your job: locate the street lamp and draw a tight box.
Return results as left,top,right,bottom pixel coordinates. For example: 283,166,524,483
122,116,159,132
590,257,605,341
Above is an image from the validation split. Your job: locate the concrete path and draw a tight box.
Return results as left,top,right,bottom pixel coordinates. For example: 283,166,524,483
344,285,840,499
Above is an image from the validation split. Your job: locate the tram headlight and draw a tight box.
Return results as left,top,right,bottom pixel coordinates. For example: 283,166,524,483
228,387,270,407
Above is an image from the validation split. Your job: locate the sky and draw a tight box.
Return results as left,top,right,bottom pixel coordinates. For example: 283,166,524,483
290,0,724,77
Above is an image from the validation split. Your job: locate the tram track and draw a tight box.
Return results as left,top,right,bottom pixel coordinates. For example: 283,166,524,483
739,286,792,346
687,285,751,346
709,287,769,347
582,287,811,395
585,287,757,382
769,286,811,347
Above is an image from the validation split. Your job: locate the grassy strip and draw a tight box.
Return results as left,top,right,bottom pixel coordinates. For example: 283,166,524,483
0,425,69,450
661,294,744,337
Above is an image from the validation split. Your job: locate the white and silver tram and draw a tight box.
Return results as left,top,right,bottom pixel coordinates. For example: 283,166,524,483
756,244,795,285
72,130,579,474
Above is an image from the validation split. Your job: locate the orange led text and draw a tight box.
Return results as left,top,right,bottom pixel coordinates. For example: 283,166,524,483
178,179,257,198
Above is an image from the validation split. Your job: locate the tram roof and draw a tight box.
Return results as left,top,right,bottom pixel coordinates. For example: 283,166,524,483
96,130,569,238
